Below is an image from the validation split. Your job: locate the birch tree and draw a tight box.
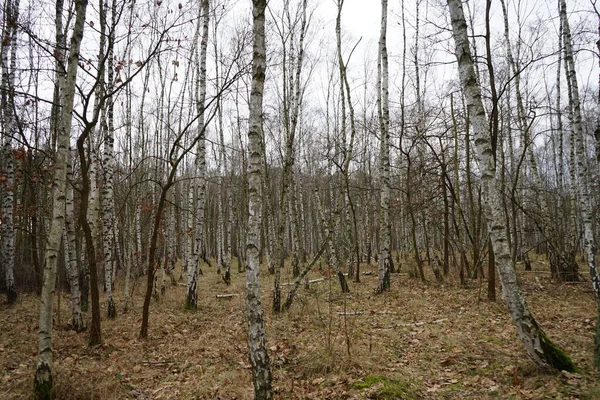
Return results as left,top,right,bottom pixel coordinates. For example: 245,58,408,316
246,0,273,397
64,155,85,332
376,0,391,293
0,0,19,305
34,0,88,396
560,0,600,367
101,0,117,318
186,0,210,311
446,0,576,372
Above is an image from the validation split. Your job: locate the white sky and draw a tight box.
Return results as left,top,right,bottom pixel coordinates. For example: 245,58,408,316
317,0,382,42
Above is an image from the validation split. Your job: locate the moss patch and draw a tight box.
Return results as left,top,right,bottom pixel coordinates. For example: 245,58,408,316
540,331,578,373
352,374,417,399
33,363,54,400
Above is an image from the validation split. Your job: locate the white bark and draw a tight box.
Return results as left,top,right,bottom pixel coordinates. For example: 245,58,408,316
561,5,600,369
376,0,391,293
0,0,19,304
35,0,88,396
65,154,85,332
187,0,210,310
135,203,142,275
246,0,272,398
167,197,177,285
101,0,117,318
560,0,600,300
186,181,194,281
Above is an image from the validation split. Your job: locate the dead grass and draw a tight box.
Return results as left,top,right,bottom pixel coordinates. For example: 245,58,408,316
2,257,600,399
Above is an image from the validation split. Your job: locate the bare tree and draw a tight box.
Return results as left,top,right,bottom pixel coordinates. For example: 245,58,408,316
0,0,20,304
560,0,600,367
246,0,273,397
376,0,391,293
34,0,89,396
186,0,210,311
447,0,577,372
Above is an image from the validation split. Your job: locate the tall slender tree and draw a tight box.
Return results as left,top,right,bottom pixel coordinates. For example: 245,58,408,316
34,0,89,396
64,155,85,332
186,0,210,311
0,0,20,304
560,0,600,367
246,0,273,397
376,0,391,293
101,0,118,318
447,0,576,372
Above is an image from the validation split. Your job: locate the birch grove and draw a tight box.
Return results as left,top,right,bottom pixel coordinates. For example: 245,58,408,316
0,0,596,397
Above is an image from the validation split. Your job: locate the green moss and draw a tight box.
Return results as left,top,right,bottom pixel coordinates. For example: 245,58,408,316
352,374,416,399
184,297,197,311
482,336,503,344
33,363,54,400
540,331,578,373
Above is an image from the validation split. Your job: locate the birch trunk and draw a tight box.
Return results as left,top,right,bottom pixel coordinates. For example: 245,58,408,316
34,0,88,396
186,182,194,281
65,155,85,332
376,0,391,293
0,0,19,304
186,0,210,311
447,0,576,372
101,0,117,318
560,0,600,367
246,1,273,397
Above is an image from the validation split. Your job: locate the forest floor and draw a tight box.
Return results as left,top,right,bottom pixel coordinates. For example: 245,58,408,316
2,258,600,399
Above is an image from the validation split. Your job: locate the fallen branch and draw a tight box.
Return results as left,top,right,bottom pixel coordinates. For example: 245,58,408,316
216,294,240,298
373,318,448,329
337,311,363,316
281,277,328,287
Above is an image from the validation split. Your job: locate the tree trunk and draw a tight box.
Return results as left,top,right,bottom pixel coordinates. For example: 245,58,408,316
246,0,273,398
101,0,117,318
186,0,210,311
0,0,19,304
560,0,600,367
65,156,85,331
376,0,391,293
447,0,577,372
34,0,88,397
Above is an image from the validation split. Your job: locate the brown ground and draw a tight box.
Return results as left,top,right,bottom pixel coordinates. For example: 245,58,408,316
1,259,599,399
